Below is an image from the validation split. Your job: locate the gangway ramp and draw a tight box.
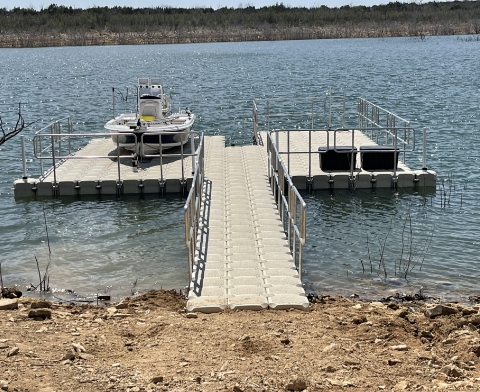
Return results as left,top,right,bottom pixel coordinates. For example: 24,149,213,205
186,136,308,313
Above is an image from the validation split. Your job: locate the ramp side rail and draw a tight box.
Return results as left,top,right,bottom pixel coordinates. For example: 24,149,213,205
183,133,205,279
266,132,307,280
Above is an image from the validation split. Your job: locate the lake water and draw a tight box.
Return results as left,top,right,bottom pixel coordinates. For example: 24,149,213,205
1,36,479,303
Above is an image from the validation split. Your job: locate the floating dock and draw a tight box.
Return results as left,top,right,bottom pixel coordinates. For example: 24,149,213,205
13,94,437,313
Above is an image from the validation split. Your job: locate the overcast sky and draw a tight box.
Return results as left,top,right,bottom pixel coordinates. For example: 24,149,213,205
1,0,434,11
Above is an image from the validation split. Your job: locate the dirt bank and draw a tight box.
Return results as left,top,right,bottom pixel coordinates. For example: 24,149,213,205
2,290,480,391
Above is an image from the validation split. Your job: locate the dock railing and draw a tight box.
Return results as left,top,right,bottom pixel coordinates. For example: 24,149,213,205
357,97,425,166
253,96,327,145
26,117,201,196
183,133,205,279
266,132,307,280
254,95,429,189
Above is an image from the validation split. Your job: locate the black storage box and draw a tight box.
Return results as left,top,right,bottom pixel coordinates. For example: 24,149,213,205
360,145,399,171
318,146,357,171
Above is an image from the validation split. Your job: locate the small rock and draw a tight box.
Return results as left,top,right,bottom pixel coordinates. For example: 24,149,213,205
151,376,164,384
280,338,291,345
440,364,463,378
186,313,198,318
7,347,19,357
388,359,401,365
395,380,409,390
115,302,128,309
63,350,76,360
111,363,120,367
0,379,8,391
233,386,243,392
421,330,434,339
239,335,250,341
390,344,408,351
351,304,362,310
30,301,52,309
442,338,456,345
285,379,307,391
325,365,336,373
344,359,360,366
394,309,408,318
460,306,476,316
469,315,480,325
352,315,367,324
28,308,51,319
0,299,18,311
387,302,399,310
424,304,457,318
78,353,94,360
72,343,86,353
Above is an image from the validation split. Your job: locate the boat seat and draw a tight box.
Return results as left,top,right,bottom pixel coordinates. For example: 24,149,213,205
140,102,158,121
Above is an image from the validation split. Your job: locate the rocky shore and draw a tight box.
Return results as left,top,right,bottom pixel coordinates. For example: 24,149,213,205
2,290,480,391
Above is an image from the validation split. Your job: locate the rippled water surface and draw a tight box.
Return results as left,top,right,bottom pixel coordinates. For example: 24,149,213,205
1,36,479,301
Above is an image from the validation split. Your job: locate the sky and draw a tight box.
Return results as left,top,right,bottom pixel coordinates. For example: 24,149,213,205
0,0,432,11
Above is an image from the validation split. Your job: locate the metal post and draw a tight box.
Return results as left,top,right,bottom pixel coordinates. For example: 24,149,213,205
422,127,427,170
68,117,72,155
51,135,57,189
56,121,62,154
39,136,44,175
116,136,121,184
112,87,115,119
21,135,27,179
180,136,185,182
190,132,195,174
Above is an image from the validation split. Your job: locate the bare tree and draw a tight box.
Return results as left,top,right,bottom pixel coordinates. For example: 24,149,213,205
0,103,35,146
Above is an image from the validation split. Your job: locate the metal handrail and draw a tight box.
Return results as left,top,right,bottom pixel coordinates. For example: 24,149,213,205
253,96,327,134
184,133,205,281
27,117,202,195
266,132,306,280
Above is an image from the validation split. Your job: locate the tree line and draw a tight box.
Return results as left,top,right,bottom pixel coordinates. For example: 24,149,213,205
0,1,479,47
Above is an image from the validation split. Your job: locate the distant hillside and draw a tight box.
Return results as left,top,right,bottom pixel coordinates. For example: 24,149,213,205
1,1,479,47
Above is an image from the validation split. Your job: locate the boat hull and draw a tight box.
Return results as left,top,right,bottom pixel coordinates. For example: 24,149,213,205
105,113,195,155
110,128,191,154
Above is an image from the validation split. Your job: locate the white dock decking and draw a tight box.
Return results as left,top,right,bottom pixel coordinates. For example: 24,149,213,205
186,136,308,312
13,128,436,313
261,130,436,190
14,138,196,197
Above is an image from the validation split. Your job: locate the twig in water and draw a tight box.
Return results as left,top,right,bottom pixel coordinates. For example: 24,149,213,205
42,203,51,255
131,278,138,296
35,255,42,290
0,261,4,291
366,233,373,273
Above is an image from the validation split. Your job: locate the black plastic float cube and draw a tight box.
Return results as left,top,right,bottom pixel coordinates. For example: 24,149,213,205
318,146,357,171
360,145,399,171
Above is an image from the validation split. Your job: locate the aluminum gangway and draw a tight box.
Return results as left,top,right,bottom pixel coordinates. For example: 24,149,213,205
184,136,308,313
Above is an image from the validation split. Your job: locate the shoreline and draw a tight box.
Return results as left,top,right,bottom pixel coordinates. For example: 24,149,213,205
2,290,480,391
1,25,478,49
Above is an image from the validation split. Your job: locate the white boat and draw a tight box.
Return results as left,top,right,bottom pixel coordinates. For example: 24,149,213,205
105,77,195,155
